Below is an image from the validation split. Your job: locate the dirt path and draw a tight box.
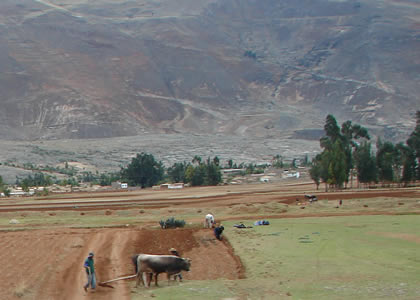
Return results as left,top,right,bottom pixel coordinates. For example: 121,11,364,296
22,228,133,300
60,229,134,300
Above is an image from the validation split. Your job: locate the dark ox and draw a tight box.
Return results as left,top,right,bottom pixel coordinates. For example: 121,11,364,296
134,254,191,287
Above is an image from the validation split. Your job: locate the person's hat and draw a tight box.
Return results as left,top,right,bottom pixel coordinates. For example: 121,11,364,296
169,248,177,252
88,252,94,257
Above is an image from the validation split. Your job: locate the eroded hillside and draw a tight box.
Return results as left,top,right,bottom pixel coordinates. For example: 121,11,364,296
0,0,418,140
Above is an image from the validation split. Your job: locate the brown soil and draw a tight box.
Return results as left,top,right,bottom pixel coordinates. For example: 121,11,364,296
0,183,418,212
369,232,420,244
0,227,242,300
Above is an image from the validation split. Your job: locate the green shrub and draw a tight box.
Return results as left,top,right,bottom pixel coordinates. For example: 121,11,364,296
159,217,185,229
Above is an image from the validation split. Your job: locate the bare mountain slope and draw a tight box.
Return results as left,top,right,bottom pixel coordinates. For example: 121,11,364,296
0,0,419,141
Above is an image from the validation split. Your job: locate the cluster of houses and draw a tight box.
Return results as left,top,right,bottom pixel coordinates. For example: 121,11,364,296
223,168,304,185
1,167,307,197
1,181,186,197
3,183,112,197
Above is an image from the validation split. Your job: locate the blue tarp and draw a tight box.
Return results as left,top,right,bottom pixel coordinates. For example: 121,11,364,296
254,220,270,226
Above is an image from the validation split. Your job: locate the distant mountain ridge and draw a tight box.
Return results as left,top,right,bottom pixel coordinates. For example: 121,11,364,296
0,0,419,141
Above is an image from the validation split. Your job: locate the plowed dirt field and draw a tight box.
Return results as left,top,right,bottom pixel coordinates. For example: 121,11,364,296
1,227,243,300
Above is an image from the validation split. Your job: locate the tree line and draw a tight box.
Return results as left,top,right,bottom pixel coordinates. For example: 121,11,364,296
5,154,226,190
3,152,300,192
310,112,420,190
121,153,223,188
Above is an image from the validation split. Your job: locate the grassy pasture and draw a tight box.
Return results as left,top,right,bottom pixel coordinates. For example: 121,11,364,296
131,215,420,300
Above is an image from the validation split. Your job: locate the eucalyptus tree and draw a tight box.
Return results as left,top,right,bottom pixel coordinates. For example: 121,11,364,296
206,157,222,185
376,139,397,185
309,157,321,190
314,114,370,190
167,162,189,183
354,141,377,187
317,115,344,190
406,110,420,179
184,156,222,186
340,120,370,188
397,143,417,185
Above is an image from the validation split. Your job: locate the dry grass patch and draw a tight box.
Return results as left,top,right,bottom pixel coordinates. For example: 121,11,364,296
14,281,30,298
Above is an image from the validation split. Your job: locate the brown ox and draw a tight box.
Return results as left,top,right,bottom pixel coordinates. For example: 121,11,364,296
134,254,191,287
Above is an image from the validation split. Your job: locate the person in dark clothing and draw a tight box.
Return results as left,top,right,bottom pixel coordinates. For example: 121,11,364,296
169,248,183,282
83,252,96,292
132,254,139,274
169,248,179,257
214,225,224,240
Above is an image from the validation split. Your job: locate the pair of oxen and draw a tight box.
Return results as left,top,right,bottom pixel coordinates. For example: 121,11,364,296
132,254,191,287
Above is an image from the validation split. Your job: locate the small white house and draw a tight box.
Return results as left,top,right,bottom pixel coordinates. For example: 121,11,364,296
159,183,184,189
260,176,271,183
111,181,128,189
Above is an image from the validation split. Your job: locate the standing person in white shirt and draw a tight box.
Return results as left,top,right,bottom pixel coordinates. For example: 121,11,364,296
204,213,215,228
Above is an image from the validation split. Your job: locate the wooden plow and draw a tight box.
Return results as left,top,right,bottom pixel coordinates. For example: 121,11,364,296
98,274,137,288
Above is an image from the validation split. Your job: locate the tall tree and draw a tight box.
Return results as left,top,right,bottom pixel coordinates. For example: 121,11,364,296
186,164,206,186
167,162,188,183
327,140,347,189
309,156,322,190
354,142,377,186
206,160,222,185
340,120,370,187
315,151,333,192
315,115,369,190
406,110,420,179
316,115,343,191
322,114,341,145
397,144,417,185
184,165,195,185
376,139,397,185
121,153,164,188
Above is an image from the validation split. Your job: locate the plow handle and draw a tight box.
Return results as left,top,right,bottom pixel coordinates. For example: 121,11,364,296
99,274,137,285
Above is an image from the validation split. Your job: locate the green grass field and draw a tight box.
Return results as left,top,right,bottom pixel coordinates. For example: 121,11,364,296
131,215,420,300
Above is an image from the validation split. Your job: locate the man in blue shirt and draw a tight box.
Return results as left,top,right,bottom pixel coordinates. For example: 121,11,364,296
83,252,96,292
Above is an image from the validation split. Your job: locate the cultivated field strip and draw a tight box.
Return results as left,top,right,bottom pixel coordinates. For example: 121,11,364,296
0,184,418,212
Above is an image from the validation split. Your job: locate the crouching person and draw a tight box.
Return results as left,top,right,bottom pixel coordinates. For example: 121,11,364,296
169,248,183,282
214,225,224,240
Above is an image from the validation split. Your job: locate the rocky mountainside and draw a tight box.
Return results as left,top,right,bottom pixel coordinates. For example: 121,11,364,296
0,0,419,141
